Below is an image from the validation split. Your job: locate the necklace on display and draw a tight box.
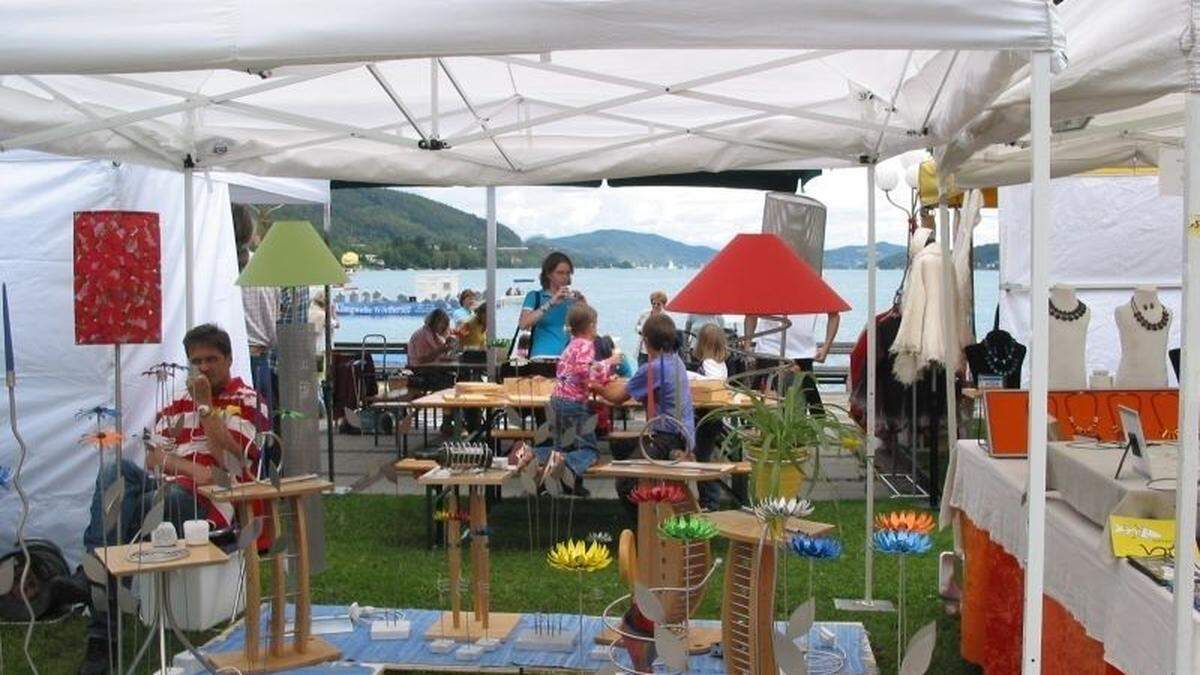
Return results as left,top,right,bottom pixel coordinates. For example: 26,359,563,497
982,338,1020,377
1130,299,1170,331
1048,298,1087,322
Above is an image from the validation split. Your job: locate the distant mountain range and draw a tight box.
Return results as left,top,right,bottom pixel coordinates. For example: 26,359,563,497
824,241,999,270
530,229,717,268
270,188,997,270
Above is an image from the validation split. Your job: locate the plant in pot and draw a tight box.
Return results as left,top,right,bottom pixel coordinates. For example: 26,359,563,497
701,380,863,506
488,338,512,365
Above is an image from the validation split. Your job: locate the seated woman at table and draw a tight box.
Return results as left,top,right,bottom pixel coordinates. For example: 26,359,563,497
515,303,619,497
690,323,728,510
456,303,487,351
408,308,456,367
593,314,696,514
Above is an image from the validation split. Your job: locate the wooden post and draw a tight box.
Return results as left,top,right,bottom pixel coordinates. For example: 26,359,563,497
447,490,462,628
469,487,489,629
240,502,262,664
292,495,312,652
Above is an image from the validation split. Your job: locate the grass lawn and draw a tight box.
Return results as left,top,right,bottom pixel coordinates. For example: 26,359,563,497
1,494,979,674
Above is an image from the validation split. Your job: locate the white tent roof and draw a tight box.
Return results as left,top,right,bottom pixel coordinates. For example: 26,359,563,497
0,1,1063,186
937,0,1191,186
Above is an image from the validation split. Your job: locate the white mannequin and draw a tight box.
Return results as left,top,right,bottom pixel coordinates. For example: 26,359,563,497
1048,284,1089,389
1115,285,1172,388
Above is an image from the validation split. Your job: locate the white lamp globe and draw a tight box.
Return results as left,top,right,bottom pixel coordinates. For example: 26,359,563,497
876,166,899,192
904,163,921,190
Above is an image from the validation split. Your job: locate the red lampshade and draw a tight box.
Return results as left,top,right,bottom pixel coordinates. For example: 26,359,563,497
667,233,849,316
74,210,162,345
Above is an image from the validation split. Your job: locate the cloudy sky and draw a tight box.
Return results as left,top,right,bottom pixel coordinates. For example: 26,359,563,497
402,167,997,251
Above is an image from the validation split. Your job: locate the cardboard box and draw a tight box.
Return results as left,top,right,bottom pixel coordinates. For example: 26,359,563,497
502,376,556,397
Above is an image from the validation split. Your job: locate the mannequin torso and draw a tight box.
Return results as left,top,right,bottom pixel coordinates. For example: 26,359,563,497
1115,286,1171,388
1048,285,1089,389
965,329,1027,389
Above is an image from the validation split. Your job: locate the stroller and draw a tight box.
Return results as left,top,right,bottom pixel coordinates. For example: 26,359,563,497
339,334,395,435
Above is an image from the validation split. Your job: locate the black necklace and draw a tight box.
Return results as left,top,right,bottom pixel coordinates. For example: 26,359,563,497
982,338,1020,376
1048,298,1087,322
1131,299,1170,331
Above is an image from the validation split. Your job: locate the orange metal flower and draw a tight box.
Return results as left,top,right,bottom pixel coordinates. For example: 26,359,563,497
874,510,935,534
80,429,124,450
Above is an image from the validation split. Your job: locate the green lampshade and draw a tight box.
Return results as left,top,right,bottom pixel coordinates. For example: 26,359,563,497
236,220,347,287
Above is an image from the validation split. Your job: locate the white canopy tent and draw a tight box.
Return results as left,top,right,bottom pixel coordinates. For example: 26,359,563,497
931,1,1200,672
0,1,1066,671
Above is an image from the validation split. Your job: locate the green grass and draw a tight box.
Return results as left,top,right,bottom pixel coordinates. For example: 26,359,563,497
2,495,979,674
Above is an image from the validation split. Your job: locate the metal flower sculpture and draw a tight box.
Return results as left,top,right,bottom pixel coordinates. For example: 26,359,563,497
546,539,613,573
875,510,935,535
657,515,719,542
754,497,815,522
587,531,613,545
628,482,688,504
433,509,471,523
872,530,933,555
788,533,843,560
80,429,124,450
74,405,119,422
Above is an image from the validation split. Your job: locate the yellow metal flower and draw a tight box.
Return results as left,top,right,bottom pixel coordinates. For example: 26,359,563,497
874,510,935,534
546,539,613,573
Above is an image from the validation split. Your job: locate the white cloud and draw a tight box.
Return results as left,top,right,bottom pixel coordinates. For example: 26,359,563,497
401,168,997,250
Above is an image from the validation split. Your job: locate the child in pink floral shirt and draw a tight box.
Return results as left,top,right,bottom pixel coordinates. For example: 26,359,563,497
515,303,618,496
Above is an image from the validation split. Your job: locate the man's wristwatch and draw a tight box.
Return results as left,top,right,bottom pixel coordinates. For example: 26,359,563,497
196,404,214,418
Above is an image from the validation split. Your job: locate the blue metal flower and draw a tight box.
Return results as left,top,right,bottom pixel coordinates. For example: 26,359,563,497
0,465,11,490
872,529,932,555
788,533,843,560
74,405,118,421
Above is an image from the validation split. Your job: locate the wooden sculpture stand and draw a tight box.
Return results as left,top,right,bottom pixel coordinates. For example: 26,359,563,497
419,466,522,641
590,461,735,653
708,509,834,675
200,478,339,673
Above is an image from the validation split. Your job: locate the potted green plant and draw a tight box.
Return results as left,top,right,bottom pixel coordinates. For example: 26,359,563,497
488,337,512,365
701,380,863,503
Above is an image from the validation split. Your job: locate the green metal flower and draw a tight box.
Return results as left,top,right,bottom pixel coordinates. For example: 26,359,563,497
657,514,719,542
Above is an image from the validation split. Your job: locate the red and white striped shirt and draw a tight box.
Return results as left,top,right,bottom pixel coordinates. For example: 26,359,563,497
155,376,269,528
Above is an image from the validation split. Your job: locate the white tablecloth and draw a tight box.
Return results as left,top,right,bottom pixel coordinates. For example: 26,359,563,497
950,440,1200,675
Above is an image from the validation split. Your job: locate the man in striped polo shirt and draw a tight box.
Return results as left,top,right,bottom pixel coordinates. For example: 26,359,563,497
72,323,268,675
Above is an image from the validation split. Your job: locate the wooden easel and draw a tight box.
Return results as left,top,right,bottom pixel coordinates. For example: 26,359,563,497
200,477,338,673
418,466,522,641
707,509,833,675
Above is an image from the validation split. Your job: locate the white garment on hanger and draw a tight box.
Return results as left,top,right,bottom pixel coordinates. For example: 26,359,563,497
891,228,959,384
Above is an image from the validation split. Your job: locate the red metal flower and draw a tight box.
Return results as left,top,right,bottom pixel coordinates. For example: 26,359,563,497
629,482,688,504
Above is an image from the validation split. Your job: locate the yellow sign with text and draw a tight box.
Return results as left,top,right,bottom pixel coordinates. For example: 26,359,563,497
1109,515,1198,558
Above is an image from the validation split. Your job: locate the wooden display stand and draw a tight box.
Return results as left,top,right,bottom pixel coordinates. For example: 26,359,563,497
708,509,833,675
199,477,338,673
591,460,735,652
419,466,522,641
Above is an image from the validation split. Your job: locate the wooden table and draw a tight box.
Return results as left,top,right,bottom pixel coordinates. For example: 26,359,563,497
418,466,522,642
96,542,229,675
709,509,834,675
199,477,338,673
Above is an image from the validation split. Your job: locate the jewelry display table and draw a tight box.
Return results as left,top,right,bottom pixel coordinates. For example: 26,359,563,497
949,439,1200,674
418,466,522,641
96,542,229,675
706,509,834,675
199,477,339,673
1046,440,1177,527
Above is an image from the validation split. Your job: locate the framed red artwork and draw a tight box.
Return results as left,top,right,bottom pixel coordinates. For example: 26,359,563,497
73,210,162,345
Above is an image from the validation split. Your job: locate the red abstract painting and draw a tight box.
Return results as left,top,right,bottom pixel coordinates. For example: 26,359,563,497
74,210,162,345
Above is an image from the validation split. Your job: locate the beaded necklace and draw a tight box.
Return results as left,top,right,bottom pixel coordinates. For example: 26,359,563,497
1048,298,1087,322
1130,299,1170,331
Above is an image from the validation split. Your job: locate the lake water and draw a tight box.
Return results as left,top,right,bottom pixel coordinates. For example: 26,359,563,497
335,267,1001,364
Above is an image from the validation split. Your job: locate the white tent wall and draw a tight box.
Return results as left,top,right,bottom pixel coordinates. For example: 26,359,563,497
0,152,252,569
997,174,1183,386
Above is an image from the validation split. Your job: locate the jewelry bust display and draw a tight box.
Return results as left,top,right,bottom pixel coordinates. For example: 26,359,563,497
1114,285,1172,388
1047,284,1089,389
965,329,1026,389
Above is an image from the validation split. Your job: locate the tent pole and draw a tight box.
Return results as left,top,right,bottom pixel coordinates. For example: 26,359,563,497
835,162,893,614
864,163,878,599
936,192,958,509
430,59,440,139
486,186,498,380
323,200,336,477
1021,50,1052,675
1172,86,1200,675
183,156,195,329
